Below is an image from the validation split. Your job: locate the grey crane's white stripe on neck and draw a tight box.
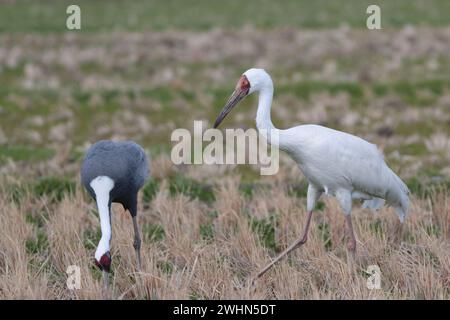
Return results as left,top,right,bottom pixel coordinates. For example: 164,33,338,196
90,176,115,261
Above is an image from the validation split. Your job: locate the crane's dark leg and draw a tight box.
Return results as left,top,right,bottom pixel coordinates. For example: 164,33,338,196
254,210,314,280
132,215,142,270
127,195,142,270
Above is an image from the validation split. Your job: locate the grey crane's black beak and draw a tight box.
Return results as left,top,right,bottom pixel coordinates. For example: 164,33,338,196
213,88,248,128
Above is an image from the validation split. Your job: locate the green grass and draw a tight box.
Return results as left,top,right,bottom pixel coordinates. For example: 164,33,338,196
405,176,450,197
0,145,54,164
424,223,440,237
317,221,332,251
168,175,215,203
157,260,173,274
33,177,76,201
250,215,278,251
7,183,28,204
83,228,102,250
278,82,364,104
316,201,326,211
239,183,255,199
142,223,165,243
288,181,309,198
397,143,428,156
370,219,384,238
1,78,450,155
25,211,49,228
142,180,160,203
25,229,49,254
5,176,75,203
199,223,215,242
1,0,450,33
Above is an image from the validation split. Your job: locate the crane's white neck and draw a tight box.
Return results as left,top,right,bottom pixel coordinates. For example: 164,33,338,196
255,83,283,150
90,176,114,261
255,85,275,132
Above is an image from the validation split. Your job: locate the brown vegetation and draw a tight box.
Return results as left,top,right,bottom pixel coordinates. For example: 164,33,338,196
0,155,448,299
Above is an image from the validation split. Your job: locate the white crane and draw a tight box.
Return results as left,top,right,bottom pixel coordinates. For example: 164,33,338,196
213,68,409,279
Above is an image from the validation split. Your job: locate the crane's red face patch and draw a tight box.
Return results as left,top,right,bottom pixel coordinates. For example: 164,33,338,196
236,75,250,94
213,75,250,128
95,251,111,272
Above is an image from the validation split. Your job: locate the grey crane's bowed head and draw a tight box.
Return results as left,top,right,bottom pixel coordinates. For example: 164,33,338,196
95,251,111,272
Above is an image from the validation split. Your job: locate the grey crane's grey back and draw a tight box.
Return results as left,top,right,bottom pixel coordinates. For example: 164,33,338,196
81,140,149,202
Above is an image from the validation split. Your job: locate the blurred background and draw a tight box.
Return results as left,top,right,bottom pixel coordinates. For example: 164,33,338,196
1,0,450,188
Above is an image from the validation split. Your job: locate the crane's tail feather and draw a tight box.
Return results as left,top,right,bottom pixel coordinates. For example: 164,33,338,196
385,167,409,222
362,197,385,211
394,206,407,223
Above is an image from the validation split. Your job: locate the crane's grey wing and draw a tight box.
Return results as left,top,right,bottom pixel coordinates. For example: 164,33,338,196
120,141,150,190
81,140,149,192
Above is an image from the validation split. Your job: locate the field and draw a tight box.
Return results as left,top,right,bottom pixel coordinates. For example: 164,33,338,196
0,0,449,299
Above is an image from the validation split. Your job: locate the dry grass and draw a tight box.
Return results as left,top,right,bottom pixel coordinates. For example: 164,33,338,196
0,158,448,300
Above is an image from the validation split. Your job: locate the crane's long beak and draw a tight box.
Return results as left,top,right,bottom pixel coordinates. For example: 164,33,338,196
213,89,247,128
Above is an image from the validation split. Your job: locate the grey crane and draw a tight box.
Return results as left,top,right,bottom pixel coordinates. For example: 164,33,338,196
81,140,149,290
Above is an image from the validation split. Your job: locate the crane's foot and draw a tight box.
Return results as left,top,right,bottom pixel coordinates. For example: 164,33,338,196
253,233,308,283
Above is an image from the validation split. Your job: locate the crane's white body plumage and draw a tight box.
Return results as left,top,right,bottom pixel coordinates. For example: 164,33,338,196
279,124,409,221
243,68,409,221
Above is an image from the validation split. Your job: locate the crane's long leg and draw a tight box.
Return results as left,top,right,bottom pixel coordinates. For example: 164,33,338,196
345,214,356,254
336,189,356,262
132,215,142,270
253,185,321,281
254,210,314,280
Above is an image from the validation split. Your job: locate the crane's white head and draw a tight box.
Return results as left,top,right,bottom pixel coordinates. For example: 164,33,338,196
214,68,273,128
